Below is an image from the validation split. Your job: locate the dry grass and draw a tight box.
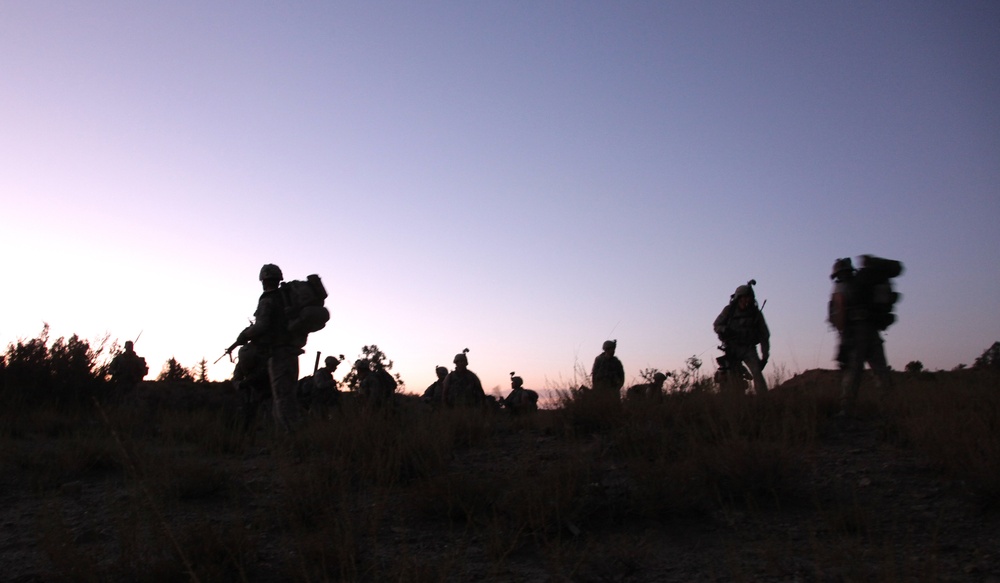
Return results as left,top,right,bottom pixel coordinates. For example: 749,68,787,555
1,370,997,581
882,369,1000,508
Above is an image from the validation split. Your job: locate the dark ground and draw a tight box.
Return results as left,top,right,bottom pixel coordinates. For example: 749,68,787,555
1,379,998,582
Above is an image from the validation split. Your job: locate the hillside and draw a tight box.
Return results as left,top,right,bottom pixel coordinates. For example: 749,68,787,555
0,370,997,582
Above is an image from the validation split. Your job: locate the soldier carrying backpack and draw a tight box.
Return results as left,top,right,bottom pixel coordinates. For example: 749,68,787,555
714,280,770,395
224,264,330,432
109,340,148,391
829,255,903,417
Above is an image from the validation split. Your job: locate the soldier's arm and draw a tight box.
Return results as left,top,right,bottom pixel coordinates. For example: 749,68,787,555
831,292,846,332
614,361,626,387
713,306,731,337
758,315,771,357
241,297,275,341
759,334,770,361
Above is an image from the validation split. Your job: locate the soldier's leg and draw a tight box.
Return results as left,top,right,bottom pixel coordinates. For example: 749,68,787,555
716,353,744,395
268,350,302,433
839,328,865,415
866,329,893,391
741,348,768,395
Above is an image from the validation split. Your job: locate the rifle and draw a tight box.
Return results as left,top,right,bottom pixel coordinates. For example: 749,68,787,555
215,320,253,365
214,340,241,365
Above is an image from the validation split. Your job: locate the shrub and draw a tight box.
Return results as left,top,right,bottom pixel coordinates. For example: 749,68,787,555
339,344,405,392
973,341,1000,370
1,324,108,406
157,357,195,382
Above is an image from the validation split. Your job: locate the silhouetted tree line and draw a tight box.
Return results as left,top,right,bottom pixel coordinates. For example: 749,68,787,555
2,325,998,409
0,324,108,406
0,325,207,406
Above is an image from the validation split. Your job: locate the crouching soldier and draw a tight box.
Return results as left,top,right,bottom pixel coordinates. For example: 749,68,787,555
625,371,668,401
501,372,539,415
298,354,343,416
422,366,448,406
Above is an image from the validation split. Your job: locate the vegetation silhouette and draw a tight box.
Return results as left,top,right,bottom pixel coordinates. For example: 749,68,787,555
157,357,195,383
0,328,998,580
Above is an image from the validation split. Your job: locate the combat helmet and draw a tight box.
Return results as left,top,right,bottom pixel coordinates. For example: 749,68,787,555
259,263,283,281
830,257,854,280
733,279,757,300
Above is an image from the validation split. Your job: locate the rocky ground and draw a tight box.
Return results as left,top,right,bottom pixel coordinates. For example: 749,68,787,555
1,381,998,582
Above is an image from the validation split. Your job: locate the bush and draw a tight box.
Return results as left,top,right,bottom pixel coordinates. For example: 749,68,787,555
973,341,1000,370
157,357,195,382
1,324,108,406
339,344,405,392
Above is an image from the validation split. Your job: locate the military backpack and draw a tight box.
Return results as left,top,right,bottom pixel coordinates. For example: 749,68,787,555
853,255,903,330
279,274,330,334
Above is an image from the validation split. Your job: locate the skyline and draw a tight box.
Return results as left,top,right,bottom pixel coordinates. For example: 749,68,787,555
2,2,998,393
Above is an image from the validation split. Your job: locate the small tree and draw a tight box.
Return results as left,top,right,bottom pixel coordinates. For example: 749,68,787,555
686,355,703,385
666,355,707,393
973,342,1000,370
905,360,924,374
195,359,209,383
158,357,195,382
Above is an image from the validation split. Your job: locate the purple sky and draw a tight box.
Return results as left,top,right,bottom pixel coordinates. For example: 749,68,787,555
2,2,998,395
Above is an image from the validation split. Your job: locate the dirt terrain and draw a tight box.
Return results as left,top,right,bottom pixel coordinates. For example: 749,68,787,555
1,379,998,582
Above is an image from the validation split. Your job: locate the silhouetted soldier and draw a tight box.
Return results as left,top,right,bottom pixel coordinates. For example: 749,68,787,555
109,340,148,391
442,349,485,407
299,355,342,414
501,372,539,415
714,282,770,394
591,340,625,402
229,264,306,433
314,355,341,395
355,358,396,409
422,366,448,405
830,257,898,416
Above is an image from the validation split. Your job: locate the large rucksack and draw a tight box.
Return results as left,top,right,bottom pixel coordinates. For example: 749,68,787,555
854,255,903,330
279,274,330,334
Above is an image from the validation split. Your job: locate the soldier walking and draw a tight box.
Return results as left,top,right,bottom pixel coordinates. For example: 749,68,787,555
714,281,770,394
830,256,901,416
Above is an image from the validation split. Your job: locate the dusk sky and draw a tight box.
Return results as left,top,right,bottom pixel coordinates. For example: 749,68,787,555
2,2,998,395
